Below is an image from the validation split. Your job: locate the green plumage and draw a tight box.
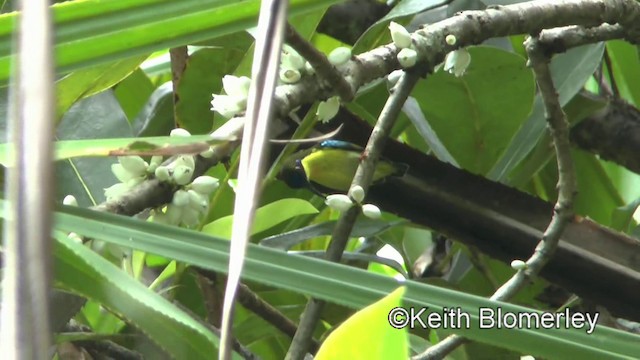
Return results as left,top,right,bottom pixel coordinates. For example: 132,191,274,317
279,140,408,195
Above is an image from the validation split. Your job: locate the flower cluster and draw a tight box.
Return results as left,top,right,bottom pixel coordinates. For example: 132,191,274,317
104,155,163,202
103,127,221,228
388,22,418,68
210,75,251,119
443,48,471,77
152,174,219,227
325,185,382,219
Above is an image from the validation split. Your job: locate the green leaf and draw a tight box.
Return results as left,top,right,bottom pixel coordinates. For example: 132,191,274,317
176,48,246,134
606,40,640,105
571,150,625,227
49,206,640,359
488,43,605,181
0,134,232,165
260,218,406,250
611,197,640,233
316,287,408,360
114,68,156,122
53,231,238,360
55,55,148,121
508,93,608,187
353,0,446,53
55,91,132,207
0,0,343,84
132,82,176,137
412,46,535,174
203,198,319,239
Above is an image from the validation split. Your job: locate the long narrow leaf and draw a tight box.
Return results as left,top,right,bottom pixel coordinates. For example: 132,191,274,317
0,0,342,84
50,205,640,359
53,230,240,360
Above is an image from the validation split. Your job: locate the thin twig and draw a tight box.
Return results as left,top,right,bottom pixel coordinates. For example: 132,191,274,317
285,70,422,360
285,23,354,101
602,49,620,97
413,34,577,360
170,46,189,128
196,268,320,352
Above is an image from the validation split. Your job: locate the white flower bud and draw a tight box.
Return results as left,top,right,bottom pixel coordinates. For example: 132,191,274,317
349,185,365,203
397,48,417,68
155,166,171,181
511,259,527,270
170,128,191,137
174,155,195,171
279,68,301,84
190,176,220,195
180,207,201,227
304,61,315,75
281,45,306,70
118,156,149,176
172,165,193,185
104,183,130,201
444,49,471,77
152,212,168,225
148,156,163,172
210,94,244,119
166,205,183,225
328,47,352,66
389,21,412,49
126,177,145,188
316,96,340,123
325,194,354,212
445,34,457,45
200,147,214,158
63,195,78,207
362,204,382,219
111,163,135,183
67,232,83,243
222,75,251,98
172,189,190,207
187,189,209,212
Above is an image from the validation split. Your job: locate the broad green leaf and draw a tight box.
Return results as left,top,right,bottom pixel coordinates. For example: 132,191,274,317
55,55,148,121
114,68,156,122
49,206,640,359
0,0,343,84
353,0,446,53
570,150,625,227
402,96,458,166
132,82,176,137
316,287,408,360
0,134,232,165
412,46,534,174
53,231,238,360
508,93,608,187
606,40,640,106
176,47,246,134
611,197,640,233
488,43,605,181
55,91,132,207
203,198,318,239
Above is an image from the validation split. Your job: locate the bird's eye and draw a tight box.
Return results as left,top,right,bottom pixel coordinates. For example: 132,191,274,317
294,159,304,170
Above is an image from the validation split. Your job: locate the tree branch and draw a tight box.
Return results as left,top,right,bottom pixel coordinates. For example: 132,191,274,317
285,70,422,360
414,32,578,360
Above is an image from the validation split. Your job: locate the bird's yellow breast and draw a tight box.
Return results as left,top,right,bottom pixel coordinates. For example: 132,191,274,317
301,148,399,192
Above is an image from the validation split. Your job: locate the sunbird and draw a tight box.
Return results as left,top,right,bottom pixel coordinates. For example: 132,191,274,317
279,140,409,195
